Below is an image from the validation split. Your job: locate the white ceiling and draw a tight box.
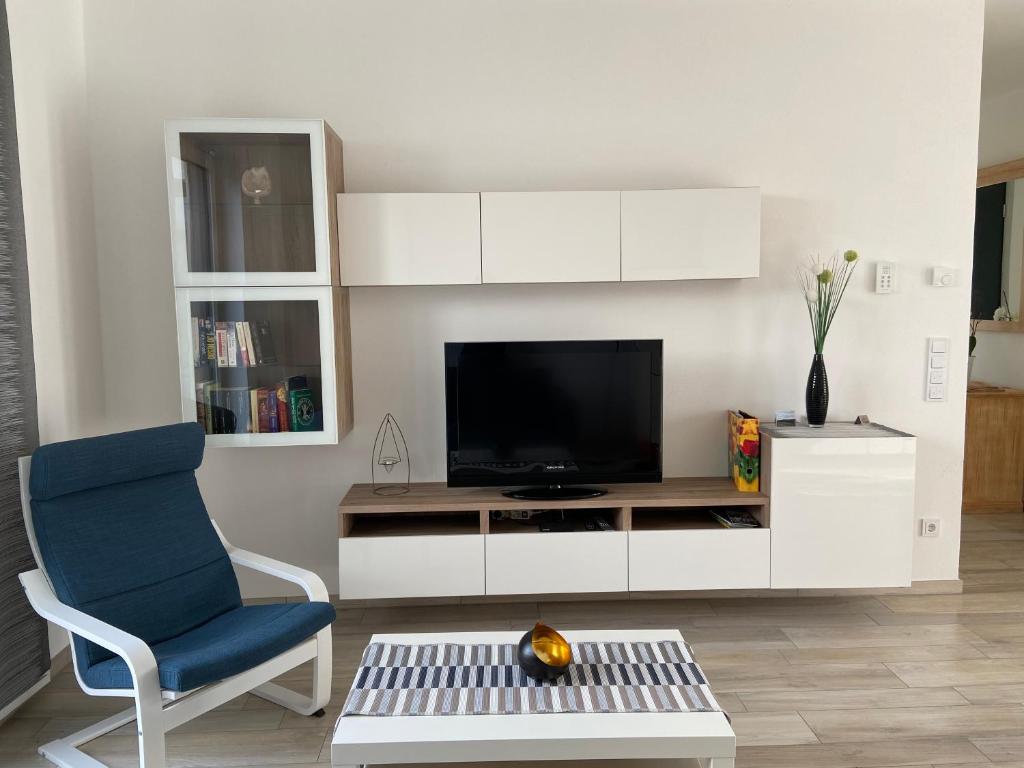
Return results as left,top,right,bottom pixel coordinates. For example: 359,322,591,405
984,0,1024,99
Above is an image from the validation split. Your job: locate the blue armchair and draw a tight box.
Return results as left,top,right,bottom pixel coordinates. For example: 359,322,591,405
17,423,336,768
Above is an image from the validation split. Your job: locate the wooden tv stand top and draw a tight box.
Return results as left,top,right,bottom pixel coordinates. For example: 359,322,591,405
338,477,768,536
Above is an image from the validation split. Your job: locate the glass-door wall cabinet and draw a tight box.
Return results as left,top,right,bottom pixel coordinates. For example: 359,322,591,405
165,118,343,286
165,118,352,446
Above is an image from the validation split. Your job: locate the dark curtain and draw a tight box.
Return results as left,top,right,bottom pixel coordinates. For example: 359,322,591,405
0,0,47,714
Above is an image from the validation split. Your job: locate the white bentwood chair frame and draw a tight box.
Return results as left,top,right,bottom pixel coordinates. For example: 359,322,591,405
16,456,333,768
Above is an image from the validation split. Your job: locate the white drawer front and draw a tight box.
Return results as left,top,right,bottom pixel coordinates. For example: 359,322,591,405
628,529,770,591
485,532,628,595
338,535,485,599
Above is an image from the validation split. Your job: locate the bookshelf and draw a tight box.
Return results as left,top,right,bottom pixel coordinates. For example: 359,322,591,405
165,119,352,446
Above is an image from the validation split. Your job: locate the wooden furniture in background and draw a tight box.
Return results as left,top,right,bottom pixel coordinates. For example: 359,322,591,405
963,382,1024,512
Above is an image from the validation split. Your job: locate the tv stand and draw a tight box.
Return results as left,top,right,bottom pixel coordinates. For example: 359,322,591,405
337,477,770,599
501,485,607,501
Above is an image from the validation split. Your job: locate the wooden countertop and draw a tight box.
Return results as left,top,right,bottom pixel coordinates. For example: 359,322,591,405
339,477,767,515
968,381,1024,396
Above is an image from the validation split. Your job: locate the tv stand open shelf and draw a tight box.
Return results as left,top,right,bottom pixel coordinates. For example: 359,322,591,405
337,477,769,599
339,477,767,535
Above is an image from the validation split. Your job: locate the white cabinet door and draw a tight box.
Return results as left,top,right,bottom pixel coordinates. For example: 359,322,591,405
621,188,760,281
481,192,620,284
628,529,770,591
339,193,481,286
766,434,916,589
485,532,627,595
338,535,485,599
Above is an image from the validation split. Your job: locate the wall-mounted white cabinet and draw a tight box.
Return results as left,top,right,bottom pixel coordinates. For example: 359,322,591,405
621,188,760,281
763,425,916,589
336,187,760,287
165,118,353,447
480,191,621,284
339,193,481,286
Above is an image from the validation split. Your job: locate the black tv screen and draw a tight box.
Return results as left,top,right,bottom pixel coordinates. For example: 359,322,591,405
444,340,663,490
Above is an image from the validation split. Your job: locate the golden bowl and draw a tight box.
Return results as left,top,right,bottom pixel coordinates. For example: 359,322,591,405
517,622,572,681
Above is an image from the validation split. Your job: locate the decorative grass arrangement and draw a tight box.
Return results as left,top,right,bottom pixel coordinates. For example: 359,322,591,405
798,249,859,354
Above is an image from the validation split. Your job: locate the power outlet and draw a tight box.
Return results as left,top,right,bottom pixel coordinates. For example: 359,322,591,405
920,518,941,537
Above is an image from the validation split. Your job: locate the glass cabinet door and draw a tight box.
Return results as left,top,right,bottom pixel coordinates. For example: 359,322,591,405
166,120,329,286
175,287,337,445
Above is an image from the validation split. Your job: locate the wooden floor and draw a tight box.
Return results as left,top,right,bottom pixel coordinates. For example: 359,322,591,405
4,511,1024,767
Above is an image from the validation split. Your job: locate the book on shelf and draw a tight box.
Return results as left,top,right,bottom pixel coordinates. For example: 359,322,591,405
288,386,317,431
196,375,315,436
275,381,290,432
195,319,277,369
710,509,761,529
250,319,278,365
235,321,251,366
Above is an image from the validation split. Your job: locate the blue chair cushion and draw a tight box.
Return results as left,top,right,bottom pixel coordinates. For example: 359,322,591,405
30,423,205,500
80,602,337,691
29,423,243,675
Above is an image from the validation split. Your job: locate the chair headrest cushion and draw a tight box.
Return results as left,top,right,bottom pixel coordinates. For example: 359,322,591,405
30,422,206,500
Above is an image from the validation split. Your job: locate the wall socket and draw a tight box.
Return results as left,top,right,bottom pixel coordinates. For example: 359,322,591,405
920,518,941,537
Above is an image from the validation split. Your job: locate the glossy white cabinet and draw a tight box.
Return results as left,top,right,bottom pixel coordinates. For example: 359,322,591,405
485,531,628,595
764,426,916,589
629,529,770,591
338,193,481,286
621,188,760,281
480,192,620,284
338,535,485,599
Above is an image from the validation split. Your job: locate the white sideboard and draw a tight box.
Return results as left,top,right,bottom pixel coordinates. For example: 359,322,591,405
763,424,916,589
621,188,760,281
338,188,761,287
480,191,621,284
336,434,917,601
338,193,481,286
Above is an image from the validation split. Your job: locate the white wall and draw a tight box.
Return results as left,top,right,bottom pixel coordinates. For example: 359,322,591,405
973,86,1024,387
7,0,105,445
7,0,105,657
68,0,982,593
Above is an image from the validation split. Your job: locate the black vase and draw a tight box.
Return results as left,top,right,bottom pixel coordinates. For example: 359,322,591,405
805,354,829,427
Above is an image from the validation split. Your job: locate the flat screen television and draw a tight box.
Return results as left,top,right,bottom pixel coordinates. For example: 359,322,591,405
444,340,663,500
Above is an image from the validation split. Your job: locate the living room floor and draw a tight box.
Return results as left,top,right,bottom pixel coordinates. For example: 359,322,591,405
3,512,1024,768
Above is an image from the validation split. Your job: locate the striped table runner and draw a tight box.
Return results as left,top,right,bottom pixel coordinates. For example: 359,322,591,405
341,640,724,717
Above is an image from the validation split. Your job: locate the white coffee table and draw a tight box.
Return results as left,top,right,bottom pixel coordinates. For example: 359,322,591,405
332,629,736,768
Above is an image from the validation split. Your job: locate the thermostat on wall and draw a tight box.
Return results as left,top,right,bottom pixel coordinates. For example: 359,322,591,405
931,267,955,287
875,262,895,294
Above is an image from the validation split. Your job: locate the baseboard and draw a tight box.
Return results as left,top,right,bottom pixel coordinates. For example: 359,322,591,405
50,645,71,674
332,579,964,607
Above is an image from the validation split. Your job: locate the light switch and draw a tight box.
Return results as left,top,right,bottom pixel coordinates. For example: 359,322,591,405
926,336,950,402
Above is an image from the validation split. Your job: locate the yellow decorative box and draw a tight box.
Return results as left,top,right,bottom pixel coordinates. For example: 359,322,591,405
728,410,760,492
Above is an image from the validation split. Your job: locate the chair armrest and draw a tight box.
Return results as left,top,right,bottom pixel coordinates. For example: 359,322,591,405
18,569,159,688
223,544,331,603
